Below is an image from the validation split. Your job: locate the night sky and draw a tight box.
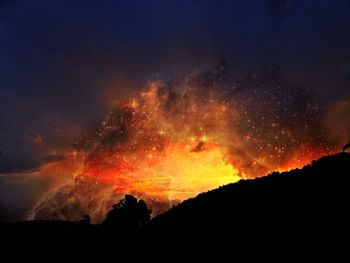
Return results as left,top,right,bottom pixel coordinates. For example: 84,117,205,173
1,0,350,222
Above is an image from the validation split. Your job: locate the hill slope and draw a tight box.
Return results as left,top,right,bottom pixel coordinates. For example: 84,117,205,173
149,152,350,245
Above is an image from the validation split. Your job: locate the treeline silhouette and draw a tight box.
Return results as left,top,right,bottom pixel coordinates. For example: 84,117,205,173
1,152,349,258
102,194,151,227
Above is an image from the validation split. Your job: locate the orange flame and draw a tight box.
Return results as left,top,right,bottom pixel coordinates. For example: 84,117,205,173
25,81,333,222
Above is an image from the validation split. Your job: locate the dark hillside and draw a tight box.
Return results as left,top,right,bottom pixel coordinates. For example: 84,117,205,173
149,153,350,246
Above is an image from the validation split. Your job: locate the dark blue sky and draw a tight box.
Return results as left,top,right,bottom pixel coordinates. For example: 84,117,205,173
1,0,350,172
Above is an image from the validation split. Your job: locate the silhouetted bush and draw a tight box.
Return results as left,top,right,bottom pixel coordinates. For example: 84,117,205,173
102,195,151,228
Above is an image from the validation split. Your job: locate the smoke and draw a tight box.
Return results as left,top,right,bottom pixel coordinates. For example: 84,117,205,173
14,63,335,223
0,61,343,223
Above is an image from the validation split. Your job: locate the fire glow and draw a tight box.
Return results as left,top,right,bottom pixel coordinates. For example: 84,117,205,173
27,80,333,222
80,83,240,198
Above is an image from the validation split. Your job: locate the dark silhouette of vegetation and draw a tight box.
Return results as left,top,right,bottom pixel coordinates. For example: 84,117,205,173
102,195,151,227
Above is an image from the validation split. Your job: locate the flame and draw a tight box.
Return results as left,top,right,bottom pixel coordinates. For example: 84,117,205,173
23,80,333,222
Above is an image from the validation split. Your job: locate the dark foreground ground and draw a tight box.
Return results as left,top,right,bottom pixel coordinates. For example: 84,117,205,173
1,153,349,259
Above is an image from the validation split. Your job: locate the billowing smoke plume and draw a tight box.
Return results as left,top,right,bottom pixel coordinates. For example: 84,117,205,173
19,64,334,223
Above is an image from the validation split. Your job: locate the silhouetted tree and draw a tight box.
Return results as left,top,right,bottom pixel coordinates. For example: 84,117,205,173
102,195,152,227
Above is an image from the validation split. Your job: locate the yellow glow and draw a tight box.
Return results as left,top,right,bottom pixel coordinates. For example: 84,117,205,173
112,143,240,201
